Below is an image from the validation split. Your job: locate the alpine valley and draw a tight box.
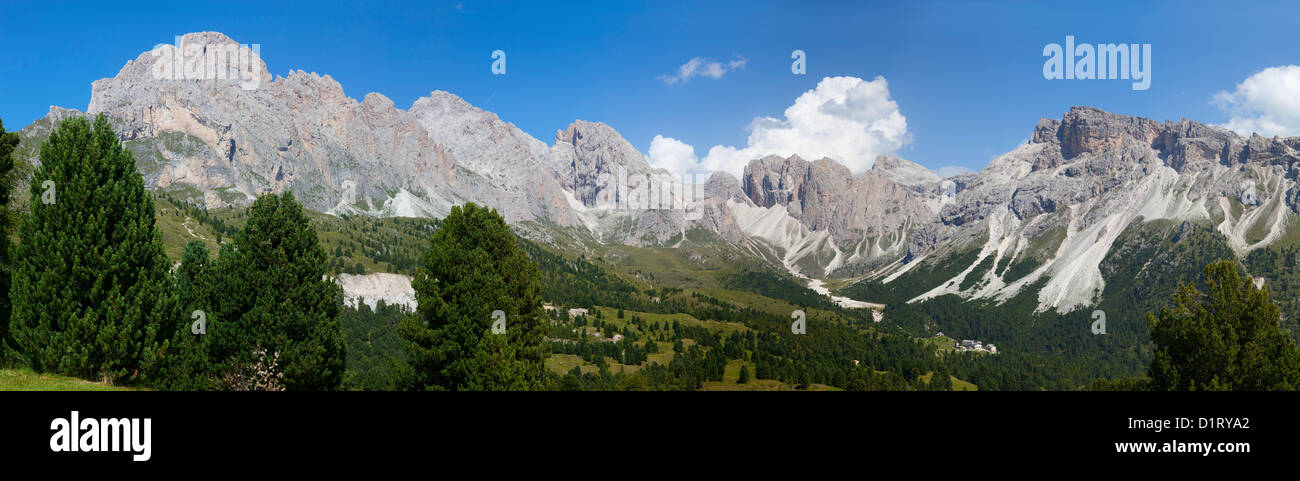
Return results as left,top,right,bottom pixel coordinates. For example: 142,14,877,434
12,32,1300,390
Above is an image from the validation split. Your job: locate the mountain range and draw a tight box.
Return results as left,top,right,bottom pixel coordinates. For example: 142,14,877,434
13,31,1300,320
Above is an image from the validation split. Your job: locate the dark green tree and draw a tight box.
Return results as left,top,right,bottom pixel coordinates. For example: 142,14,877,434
398,202,547,390
929,369,952,391
10,115,176,383
1148,261,1300,390
142,241,216,390
738,364,750,384
559,371,582,391
204,192,346,390
0,118,19,363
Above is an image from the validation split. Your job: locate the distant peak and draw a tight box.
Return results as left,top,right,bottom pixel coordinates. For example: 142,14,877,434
361,92,395,110
554,119,621,145
423,90,473,106
870,155,941,186
178,31,238,44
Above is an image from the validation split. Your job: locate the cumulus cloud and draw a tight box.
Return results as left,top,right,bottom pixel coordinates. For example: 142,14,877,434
649,76,910,179
1213,65,1300,137
658,55,748,85
647,135,702,173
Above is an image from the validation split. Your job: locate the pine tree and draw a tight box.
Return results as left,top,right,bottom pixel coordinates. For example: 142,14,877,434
930,369,952,391
0,118,19,364
738,364,750,384
10,115,176,383
398,202,547,391
203,192,346,390
1148,260,1300,390
142,241,216,389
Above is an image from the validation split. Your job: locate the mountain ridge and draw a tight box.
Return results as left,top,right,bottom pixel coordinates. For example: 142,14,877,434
17,31,1300,318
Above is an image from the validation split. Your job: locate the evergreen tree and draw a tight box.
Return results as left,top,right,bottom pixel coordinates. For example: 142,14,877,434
10,115,176,383
559,371,582,391
738,364,750,384
398,202,547,390
0,119,18,364
142,241,216,389
1148,261,1300,390
204,192,346,390
930,369,952,391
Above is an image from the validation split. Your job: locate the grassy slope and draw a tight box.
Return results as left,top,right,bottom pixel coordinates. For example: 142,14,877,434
154,194,436,274
0,368,135,391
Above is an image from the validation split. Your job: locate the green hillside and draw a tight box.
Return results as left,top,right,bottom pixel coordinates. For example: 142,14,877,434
0,368,136,391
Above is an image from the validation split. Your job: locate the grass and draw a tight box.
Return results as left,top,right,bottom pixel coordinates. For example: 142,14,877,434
0,368,136,391
546,305,855,391
703,360,840,391
545,354,596,375
922,334,959,354
1266,214,1300,249
545,354,840,391
918,371,979,391
154,194,437,274
155,197,220,260
588,305,751,336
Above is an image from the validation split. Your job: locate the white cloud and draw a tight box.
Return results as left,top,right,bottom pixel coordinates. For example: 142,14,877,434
1213,65,1300,137
651,76,910,179
658,55,748,85
647,135,700,173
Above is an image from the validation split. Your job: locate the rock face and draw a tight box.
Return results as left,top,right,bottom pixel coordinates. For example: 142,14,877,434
58,32,602,228
735,154,944,275
880,106,1300,314
82,32,473,219
542,119,706,247
35,32,704,247
406,90,577,224
871,155,943,188
550,120,659,208
336,273,417,311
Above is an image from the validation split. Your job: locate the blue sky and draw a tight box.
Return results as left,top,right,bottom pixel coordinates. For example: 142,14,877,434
2,0,1299,176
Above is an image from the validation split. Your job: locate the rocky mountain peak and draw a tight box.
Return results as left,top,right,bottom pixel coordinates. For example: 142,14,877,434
871,155,942,187
704,171,747,203
741,154,810,209
90,31,272,114
552,120,648,169
361,92,396,111
738,153,938,251
1028,106,1300,174
550,119,657,207
1056,106,1163,159
1031,118,1061,144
